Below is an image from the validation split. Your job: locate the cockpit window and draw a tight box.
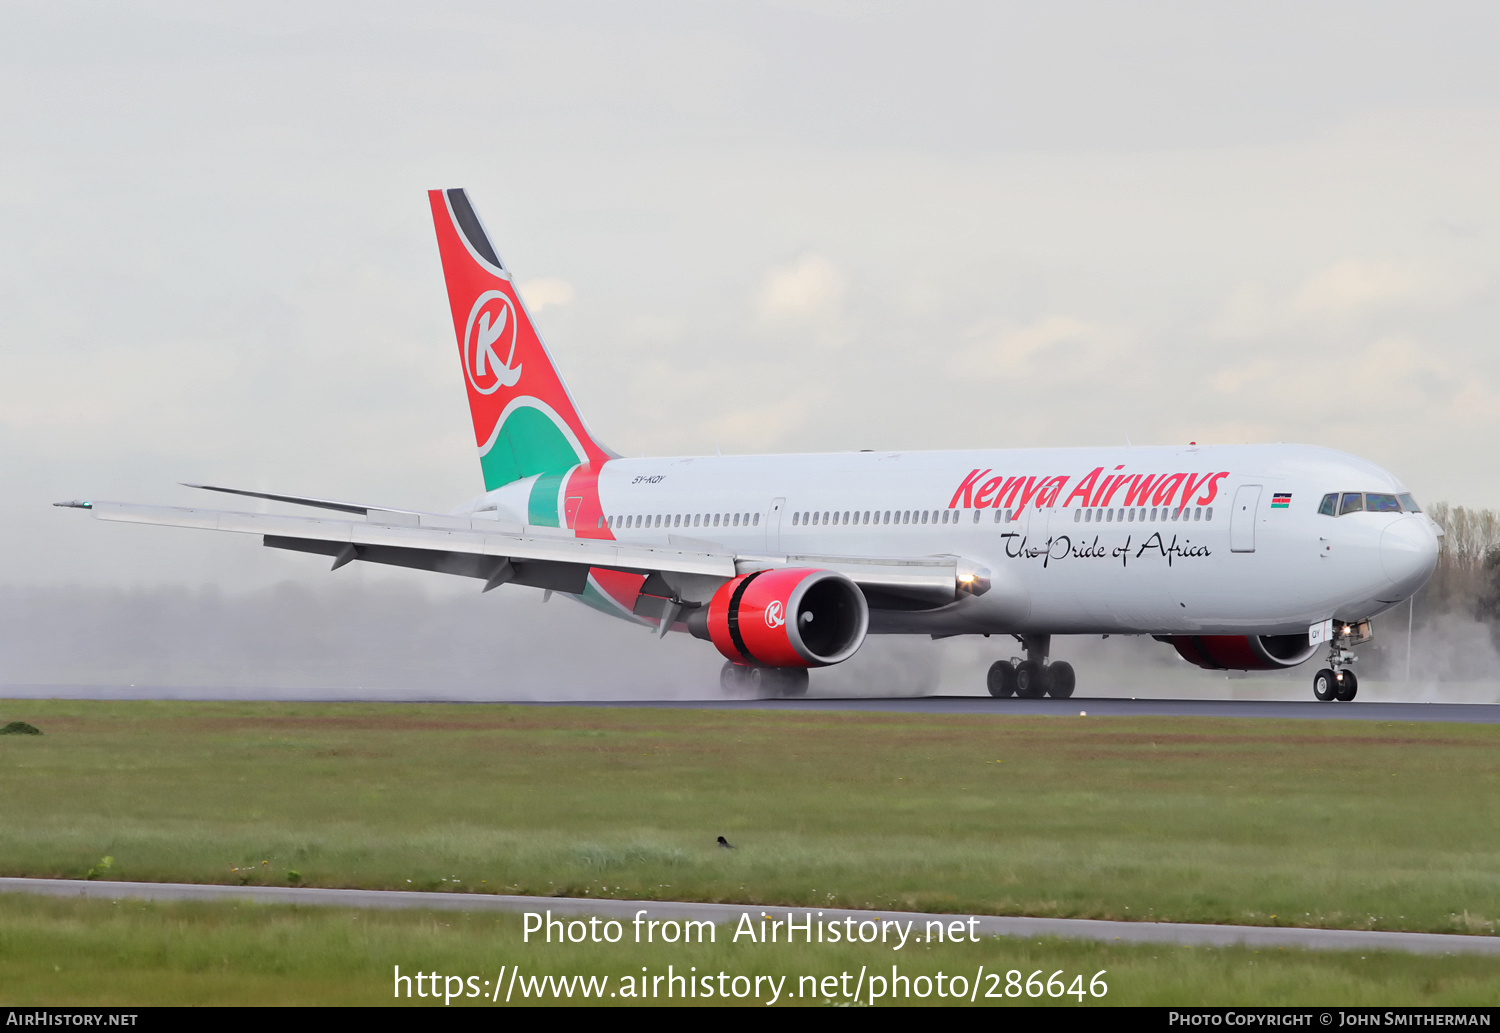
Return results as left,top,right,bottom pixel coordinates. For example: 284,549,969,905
1327,491,1414,515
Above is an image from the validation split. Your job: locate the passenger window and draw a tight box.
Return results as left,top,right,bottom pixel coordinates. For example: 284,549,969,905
1195,507,1202,520
1150,508,1157,520
973,509,980,524
1340,492,1364,515
1074,509,1081,523
1318,493,1337,516
754,513,760,526
792,511,799,525
1206,507,1213,521
1366,494,1401,513
1399,493,1420,513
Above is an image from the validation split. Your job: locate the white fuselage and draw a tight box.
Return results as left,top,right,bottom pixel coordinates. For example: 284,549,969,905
472,442,1440,638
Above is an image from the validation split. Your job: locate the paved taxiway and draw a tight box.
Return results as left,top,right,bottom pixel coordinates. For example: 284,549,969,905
533,697,1500,724
3,878,1495,956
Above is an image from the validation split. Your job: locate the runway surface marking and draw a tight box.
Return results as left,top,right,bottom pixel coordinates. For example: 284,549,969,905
4,878,1495,956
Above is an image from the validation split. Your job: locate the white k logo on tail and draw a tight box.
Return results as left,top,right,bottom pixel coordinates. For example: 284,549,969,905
464,290,523,393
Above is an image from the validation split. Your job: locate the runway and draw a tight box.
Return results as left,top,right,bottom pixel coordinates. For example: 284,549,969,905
3,686,1495,722
530,696,1500,724
3,878,1495,956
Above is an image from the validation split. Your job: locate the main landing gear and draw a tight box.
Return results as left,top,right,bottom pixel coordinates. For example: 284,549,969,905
720,661,809,698
987,635,1075,699
1312,619,1371,702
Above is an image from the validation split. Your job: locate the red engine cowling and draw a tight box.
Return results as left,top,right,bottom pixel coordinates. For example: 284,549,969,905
705,568,869,668
1160,634,1318,671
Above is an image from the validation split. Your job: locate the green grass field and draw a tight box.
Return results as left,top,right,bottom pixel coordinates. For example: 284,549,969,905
1,699,1495,939
3,894,1497,1006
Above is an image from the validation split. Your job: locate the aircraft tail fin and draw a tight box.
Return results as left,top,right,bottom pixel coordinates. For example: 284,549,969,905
428,188,614,491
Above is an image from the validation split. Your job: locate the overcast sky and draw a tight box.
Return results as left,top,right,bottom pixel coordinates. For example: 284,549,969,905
4,1,1499,595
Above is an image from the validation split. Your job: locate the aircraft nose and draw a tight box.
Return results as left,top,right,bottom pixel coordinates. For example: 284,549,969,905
1381,516,1439,592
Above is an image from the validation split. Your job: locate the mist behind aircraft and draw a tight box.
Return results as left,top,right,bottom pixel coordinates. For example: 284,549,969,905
2,577,1494,703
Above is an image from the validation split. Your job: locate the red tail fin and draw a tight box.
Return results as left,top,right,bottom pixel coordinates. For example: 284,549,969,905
428,188,613,490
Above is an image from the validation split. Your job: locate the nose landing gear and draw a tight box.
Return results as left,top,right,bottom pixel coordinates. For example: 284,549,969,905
1312,620,1370,702
987,635,1075,699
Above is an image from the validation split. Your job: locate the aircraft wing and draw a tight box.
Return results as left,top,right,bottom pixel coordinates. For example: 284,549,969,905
57,500,968,607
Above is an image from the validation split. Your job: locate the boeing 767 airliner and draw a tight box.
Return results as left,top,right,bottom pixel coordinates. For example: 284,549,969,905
58,190,1442,701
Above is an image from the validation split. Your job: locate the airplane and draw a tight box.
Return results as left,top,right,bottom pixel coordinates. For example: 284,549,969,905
56,189,1442,702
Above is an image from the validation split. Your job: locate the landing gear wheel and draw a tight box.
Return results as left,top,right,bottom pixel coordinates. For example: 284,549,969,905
1334,670,1358,702
1313,668,1337,702
1047,661,1076,699
770,668,809,697
720,661,749,695
986,660,1017,698
1014,660,1049,699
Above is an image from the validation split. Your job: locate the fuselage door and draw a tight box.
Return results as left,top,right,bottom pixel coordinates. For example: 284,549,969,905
1230,484,1261,553
767,497,785,553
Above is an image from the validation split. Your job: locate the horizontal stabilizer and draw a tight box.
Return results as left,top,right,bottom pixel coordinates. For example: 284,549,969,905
180,482,401,517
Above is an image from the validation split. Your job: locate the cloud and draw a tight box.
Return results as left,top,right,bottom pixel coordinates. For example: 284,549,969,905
756,254,848,322
950,315,1132,378
699,389,823,452
1292,259,1431,319
518,278,574,313
1211,259,1467,340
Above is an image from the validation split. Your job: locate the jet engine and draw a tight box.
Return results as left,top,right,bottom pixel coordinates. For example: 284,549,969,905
1158,633,1318,671
692,568,869,668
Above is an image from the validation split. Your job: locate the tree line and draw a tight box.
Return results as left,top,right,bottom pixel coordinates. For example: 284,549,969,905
1419,502,1500,624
